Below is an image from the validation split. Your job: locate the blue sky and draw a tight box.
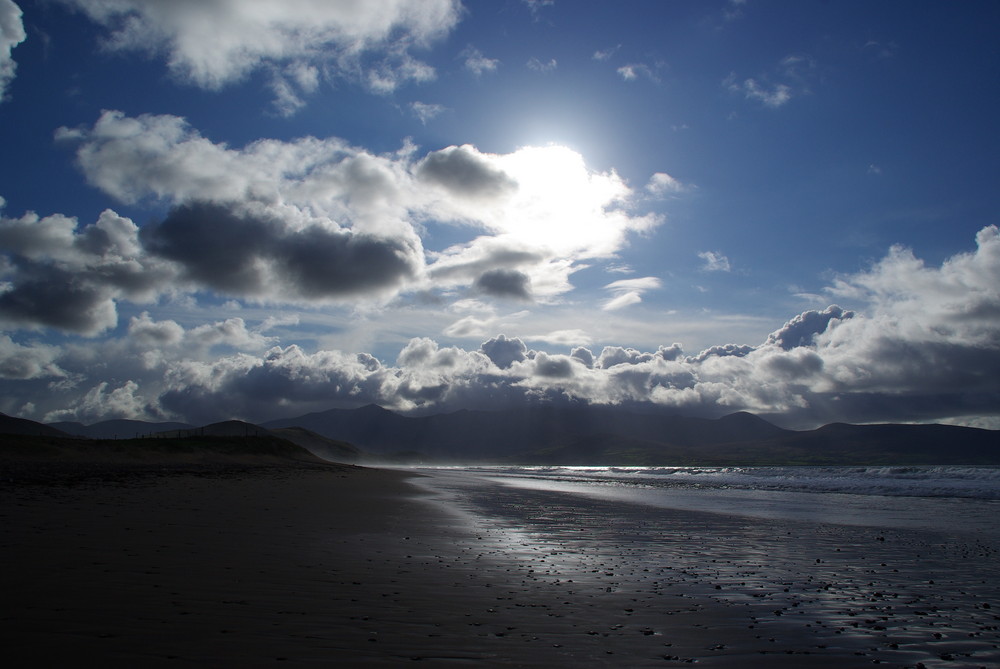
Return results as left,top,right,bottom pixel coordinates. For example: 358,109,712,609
1,0,998,429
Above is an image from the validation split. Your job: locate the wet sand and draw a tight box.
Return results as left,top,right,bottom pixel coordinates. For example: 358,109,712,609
2,460,998,667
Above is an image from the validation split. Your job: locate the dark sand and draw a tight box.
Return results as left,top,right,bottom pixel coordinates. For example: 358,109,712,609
2,457,998,667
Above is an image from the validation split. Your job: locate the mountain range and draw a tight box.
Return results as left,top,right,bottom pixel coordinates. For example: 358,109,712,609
4,404,993,466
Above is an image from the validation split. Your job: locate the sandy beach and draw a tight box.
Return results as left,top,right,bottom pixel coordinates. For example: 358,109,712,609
3,457,998,667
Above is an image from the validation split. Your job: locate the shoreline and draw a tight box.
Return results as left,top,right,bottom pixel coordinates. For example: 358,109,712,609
3,460,998,666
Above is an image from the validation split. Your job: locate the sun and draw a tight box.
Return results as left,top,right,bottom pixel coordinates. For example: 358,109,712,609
491,144,638,257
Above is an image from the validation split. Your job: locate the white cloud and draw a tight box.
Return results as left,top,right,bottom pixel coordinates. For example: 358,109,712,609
602,276,662,311
26,111,667,334
592,45,620,61
725,73,793,108
527,57,557,73
0,0,26,103
0,335,64,379
617,63,657,83
0,207,171,335
461,46,499,76
698,251,731,272
7,228,998,428
62,0,461,99
742,78,792,107
523,0,555,18
268,63,321,116
420,143,662,299
11,225,1000,427
646,172,688,196
63,113,660,265
410,101,446,125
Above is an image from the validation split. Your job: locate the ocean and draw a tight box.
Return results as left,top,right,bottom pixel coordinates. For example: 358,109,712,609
420,465,1000,539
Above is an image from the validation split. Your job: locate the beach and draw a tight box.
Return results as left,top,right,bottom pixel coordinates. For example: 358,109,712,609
3,459,998,667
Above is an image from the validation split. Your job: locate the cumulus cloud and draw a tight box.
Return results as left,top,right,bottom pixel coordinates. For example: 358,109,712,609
428,238,543,287
129,312,278,355
11,226,1000,427
813,226,1000,401
3,111,668,337
0,207,171,335
0,0,25,103
421,144,661,299
474,269,532,300
417,145,518,200
480,334,527,369
62,110,661,289
686,343,755,363
0,335,63,379
165,222,996,426
62,0,461,101
141,201,421,303
765,305,854,350
49,380,154,423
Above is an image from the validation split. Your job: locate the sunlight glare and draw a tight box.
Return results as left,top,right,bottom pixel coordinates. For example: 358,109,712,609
492,145,639,257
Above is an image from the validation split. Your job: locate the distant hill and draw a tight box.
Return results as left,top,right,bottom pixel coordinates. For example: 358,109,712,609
154,420,271,439
268,427,362,463
262,404,793,461
16,404,999,465
50,419,194,439
0,433,335,477
0,413,71,438
263,404,1000,465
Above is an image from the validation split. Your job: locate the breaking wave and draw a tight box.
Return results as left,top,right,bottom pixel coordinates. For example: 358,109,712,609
456,465,1000,500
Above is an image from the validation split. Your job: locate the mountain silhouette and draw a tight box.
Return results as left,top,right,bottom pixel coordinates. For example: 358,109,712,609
261,404,1000,464
17,404,999,465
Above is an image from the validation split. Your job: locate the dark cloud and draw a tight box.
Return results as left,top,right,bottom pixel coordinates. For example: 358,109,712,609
0,208,168,335
657,343,685,361
0,336,60,380
5,224,1000,432
417,145,517,199
760,349,823,380
766,305,854,350
474,268,531,300
0,262,117,334
275,226,418,298
533,352,575,378
141,203,275,294
687,343,755,363
481,334,527,369
141,202,418,300
597,346,656,368
570,346,594,368
158,345,388,425
428,243,542,284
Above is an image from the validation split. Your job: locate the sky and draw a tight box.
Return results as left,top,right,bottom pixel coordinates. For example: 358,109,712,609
0,0,998,430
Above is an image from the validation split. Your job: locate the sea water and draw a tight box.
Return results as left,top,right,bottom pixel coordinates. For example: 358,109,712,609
421,465,1000,539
